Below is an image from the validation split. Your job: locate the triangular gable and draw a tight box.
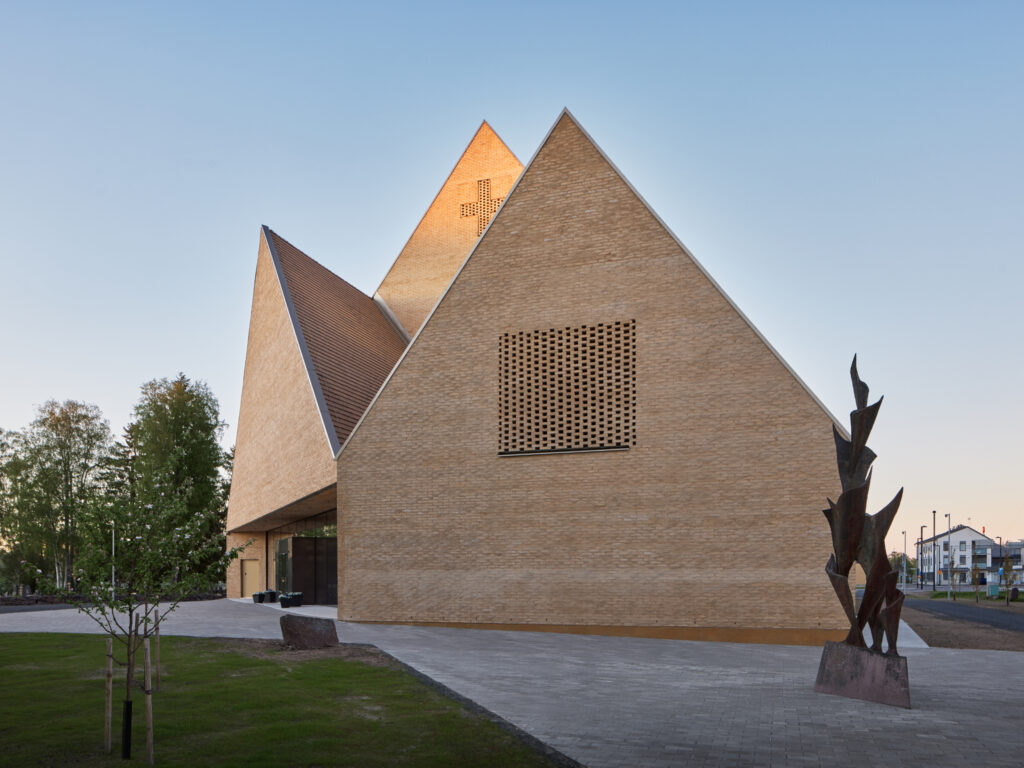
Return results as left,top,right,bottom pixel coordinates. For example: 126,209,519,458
374,121,523,338
266,228,407,455
342,110,844,456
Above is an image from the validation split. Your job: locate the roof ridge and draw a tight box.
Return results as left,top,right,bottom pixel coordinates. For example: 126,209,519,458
265,227,373,300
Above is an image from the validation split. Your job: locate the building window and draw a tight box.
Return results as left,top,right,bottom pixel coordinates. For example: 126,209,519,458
943,542,949,551
960,541,966,551
499,320,636,455
959,555,966,565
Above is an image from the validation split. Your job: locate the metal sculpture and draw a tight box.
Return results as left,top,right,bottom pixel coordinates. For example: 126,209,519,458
824,356,904,653
815,357,911,707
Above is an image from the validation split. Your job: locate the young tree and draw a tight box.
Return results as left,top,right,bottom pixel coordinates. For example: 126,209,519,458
75,478,247,759
1001,558,1016,606
74,374,247,759
971,562,983,604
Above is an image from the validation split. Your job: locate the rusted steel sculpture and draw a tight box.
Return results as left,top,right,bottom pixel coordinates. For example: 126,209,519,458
824,356,904,652
815,357,910,707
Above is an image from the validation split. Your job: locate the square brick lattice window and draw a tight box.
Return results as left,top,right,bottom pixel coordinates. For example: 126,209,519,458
499,320,636,455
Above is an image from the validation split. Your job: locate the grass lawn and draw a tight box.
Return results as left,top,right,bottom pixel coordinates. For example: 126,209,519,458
0,633,561,767
919,590,1019,601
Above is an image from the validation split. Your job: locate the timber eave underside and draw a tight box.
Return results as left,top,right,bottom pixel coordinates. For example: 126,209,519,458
227,483,336,533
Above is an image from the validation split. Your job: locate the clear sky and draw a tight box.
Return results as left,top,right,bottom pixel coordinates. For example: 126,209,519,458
2,1,1021,555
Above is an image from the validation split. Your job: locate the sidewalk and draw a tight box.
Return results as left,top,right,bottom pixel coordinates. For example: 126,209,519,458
2,599,1020,767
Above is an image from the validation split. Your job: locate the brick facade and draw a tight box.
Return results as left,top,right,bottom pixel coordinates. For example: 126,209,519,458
335,113,848,640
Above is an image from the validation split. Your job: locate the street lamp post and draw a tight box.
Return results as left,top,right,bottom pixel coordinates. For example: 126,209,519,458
902,530,907,588
945,512,952,600
110,520,115,599
932,510,937,589
919,524,926,590
997,536,1003,597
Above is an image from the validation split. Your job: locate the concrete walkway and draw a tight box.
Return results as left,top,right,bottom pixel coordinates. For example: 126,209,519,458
2,599,1021,767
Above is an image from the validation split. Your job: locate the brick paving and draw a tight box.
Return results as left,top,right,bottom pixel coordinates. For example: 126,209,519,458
2,599,1021,767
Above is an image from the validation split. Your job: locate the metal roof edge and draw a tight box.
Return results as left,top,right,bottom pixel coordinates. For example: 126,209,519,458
372,293,412,345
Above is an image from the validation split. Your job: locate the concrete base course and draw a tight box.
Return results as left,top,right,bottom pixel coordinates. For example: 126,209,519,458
2,599,1021,768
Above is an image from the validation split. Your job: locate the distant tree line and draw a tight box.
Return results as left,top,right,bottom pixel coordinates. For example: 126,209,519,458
0,374,234,596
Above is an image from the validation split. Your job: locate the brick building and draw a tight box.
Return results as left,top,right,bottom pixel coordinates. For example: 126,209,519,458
226,110,849,644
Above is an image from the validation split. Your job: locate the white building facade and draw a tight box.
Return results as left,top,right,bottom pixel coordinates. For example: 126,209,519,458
917,525,993,588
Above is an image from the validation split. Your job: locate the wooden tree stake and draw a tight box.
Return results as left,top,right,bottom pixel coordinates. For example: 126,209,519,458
154,614,161,692
144,638,154,766
104,637,112,754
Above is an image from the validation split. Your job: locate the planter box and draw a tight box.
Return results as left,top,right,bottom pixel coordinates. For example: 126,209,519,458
252,593,264,604
264,590,278,603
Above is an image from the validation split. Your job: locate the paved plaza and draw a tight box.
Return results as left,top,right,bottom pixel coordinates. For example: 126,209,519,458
2,599,1022,767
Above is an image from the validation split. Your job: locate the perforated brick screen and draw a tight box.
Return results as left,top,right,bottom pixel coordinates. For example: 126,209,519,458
499,320,636,455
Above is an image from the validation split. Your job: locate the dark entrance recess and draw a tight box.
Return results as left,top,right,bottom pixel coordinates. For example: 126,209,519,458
277,536,337,605
271,510,338,606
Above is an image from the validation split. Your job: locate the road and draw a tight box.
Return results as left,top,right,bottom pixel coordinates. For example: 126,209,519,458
905,598,1024,632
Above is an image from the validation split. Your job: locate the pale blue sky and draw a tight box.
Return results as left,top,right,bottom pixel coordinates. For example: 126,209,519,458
2,1,1021,553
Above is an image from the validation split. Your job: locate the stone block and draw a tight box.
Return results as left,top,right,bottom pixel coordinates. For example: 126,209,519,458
280,614,338,649
814,640,911,708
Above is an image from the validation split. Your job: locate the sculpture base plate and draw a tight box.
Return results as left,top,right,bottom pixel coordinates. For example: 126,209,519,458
814,640,911,708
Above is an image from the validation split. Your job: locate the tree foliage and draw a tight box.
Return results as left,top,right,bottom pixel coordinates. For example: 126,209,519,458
0,402,110,591
1,375,240,598
100,374,232,581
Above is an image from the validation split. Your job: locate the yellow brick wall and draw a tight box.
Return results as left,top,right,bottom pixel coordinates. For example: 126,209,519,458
225,230,337,595
375,122,523,338
336,114,848,637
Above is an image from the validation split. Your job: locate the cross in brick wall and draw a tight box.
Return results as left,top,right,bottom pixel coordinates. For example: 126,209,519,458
460,179,504,236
